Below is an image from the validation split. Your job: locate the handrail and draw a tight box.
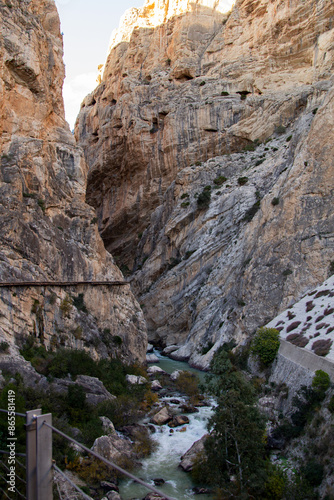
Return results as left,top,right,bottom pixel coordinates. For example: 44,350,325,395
0,409,26,417
43,420,176,500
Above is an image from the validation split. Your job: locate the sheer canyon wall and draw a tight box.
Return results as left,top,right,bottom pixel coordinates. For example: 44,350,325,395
77,0,334,368
0,0,147,371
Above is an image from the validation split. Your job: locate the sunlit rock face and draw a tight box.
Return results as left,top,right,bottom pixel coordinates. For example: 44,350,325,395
0,0,147,366
77,0,334,368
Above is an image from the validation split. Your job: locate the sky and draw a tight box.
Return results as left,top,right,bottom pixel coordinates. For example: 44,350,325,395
55,0,144,129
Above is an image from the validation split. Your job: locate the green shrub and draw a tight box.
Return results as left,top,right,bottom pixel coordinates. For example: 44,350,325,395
328,395,334,413
38,199,46,213
181,201,190,208
275,125,286,134
302,460,324,487
243,142,256,152
271,197,279,206
60,295,73,316
175,372,200,403
243,199,261,222
251,327,280,366
221,91,229,96
197,188,211,209
0,341,9,353
201,341,214,355
180,192,189,199
112,335,123,346
213,175,227,186
238,176,248,185
312,370,330,399
72,293,88,313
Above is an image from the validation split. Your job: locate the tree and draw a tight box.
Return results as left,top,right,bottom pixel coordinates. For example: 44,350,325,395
198,348,269,498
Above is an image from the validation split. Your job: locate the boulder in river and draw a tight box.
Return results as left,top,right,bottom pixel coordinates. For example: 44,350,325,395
162,345,179,355
168,415,190,428
147,343,154,353
151,406,173,425
147,365,166,375
180,404,199,413
151,379,163,391
153,478,165,486
180,434,208,472
146,353,160,363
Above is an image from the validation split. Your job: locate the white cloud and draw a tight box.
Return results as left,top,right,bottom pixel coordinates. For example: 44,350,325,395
63,72,98,130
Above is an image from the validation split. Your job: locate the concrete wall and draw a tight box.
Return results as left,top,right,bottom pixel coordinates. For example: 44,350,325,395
270,340,334,396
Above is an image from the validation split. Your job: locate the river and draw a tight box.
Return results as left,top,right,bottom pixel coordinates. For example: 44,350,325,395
118,350,215,500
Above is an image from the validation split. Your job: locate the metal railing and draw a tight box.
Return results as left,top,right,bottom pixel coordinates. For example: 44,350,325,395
0,408,176,500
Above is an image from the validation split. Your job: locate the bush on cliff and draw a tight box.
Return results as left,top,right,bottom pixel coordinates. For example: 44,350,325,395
197,186,211,209
251,327,280,366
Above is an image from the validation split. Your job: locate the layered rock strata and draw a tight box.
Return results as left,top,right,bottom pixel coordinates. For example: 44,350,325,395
0,0,147,366
77,0,334,368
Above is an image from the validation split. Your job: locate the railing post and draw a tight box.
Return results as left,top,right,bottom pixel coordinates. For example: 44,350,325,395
36,413,53,500
26,409,41,500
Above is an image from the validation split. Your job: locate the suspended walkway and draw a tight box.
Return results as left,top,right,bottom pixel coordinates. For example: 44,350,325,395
0,281,129,288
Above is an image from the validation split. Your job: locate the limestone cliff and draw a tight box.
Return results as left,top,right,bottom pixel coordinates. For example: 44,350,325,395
77,0,334,368
0,0,147,367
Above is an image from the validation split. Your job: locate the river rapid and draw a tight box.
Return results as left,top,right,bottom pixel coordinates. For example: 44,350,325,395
119,350,215,500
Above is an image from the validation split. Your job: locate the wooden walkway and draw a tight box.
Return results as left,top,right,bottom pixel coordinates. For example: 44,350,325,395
0,280,129,287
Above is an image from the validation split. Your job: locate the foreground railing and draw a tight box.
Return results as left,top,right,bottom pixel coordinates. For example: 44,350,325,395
0,408,176,500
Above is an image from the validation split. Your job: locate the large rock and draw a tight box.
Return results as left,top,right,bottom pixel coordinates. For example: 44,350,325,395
168,415,190,428
180,434,208,472
91,434,134,463
151,406,173,425
147,365,166,375
146,354,160,363
75,375,116,405
126,374,148,385
151,379,163,391
76,0,334,369
99,417,116,435
0,0,147,367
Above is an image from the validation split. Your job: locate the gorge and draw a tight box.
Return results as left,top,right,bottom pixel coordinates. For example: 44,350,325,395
0,0,334,498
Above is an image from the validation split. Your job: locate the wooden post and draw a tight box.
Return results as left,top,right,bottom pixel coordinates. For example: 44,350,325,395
26,409,41,500
36,413,53,500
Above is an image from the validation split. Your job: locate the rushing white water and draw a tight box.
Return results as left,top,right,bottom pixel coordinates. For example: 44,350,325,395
118,352,215,500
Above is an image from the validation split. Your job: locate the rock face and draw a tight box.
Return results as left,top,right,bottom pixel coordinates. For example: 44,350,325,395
0,0,147,366
91,434,135,463
77,0,334,368
180,434,207,471
151,405,173,425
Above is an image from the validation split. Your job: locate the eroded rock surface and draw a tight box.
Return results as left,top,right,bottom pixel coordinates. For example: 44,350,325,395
0,0,147,367
77,0,334,369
